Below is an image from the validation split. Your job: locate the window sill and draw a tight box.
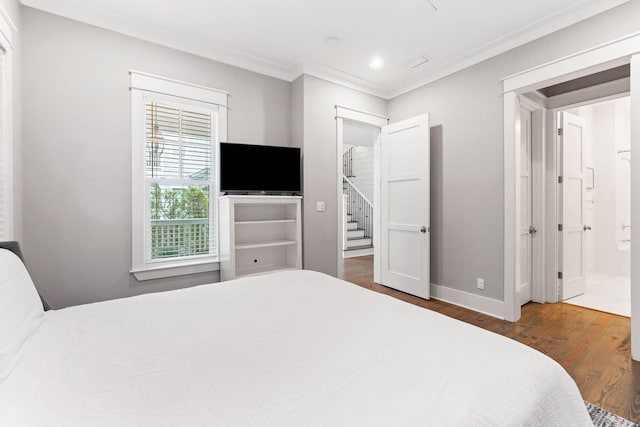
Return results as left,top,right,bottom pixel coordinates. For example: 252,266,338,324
131,259,220,281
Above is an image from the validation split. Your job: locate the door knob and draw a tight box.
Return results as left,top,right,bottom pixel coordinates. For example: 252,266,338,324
420,226,427,233
584,225,592,231
529,226,537,235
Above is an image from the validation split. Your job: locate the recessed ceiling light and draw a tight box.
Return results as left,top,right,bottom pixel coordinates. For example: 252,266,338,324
369,56,384,69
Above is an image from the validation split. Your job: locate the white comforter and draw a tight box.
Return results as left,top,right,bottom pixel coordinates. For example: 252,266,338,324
0,270,592,426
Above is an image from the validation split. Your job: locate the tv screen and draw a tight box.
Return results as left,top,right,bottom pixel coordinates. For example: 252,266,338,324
219,142,301,194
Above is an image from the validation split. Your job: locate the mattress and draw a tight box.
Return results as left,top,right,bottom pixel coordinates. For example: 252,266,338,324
0,270,593,426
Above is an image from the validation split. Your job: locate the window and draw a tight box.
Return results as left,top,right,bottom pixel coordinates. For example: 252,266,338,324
130,72,227,280
0,53,7,240
146,99,215,260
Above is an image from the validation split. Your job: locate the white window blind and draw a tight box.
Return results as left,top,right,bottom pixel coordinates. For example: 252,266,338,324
144,98,217,262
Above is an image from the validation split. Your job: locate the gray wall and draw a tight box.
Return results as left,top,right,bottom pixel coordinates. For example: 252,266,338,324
18,1,640,309
21,8,292,308
299,75,386,275
388,0,640,301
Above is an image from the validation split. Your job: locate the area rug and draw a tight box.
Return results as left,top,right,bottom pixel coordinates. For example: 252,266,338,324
586,401,638,427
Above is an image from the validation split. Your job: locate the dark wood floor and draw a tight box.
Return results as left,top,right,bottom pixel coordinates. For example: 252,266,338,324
343,255,640,423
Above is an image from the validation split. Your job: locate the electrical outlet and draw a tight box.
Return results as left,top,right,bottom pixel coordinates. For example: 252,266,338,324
316,201,325,212
477,278,485,290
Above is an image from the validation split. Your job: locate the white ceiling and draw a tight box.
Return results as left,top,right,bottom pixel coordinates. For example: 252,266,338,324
21,0,629,99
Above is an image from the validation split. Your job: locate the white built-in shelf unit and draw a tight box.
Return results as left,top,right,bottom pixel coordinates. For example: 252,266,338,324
219,195,302,280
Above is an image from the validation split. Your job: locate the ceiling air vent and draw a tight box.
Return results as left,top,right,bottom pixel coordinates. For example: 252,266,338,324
408,56,432,69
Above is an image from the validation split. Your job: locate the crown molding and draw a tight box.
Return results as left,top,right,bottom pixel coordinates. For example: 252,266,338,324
22,0,630,100
289,62,390,99
387,0,631,99
0,3,17,49
21,0,294,80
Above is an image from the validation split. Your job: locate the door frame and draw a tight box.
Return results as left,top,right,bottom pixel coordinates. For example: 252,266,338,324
335,105,388,280
521,92,631,306
502,32,640,360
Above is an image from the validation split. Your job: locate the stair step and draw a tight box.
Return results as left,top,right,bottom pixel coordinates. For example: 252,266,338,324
346,221,358,231
347,229,365,239
347,237,372,247
345,244,374,251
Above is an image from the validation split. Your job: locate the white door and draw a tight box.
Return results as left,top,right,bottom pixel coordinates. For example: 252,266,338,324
559,112,587,300
380,114,430,299
519,108,533,305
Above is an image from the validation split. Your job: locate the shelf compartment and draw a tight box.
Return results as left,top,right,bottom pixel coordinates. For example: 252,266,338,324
234,245,297,276
234,220,297,245
235,240,296,250
218,195,302,281
235,219,296,225
234,204,297,222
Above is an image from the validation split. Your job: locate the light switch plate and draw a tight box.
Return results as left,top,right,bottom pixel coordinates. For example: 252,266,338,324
316,201,325,212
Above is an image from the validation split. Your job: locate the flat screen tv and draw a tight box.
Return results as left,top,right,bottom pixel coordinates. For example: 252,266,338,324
219,142,301,194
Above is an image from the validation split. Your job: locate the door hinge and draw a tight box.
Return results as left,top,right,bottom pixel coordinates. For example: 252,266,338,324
558,272,563,280
558,128,563,136
558,176,563,184
558,224,563,232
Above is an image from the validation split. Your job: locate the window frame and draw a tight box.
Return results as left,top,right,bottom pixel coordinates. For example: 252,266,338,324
130,71,227,281
0,7,15,241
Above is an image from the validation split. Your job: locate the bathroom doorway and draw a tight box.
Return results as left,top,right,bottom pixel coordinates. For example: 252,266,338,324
560,96,631,316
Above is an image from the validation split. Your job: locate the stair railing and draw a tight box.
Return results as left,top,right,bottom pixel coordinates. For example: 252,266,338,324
343,146,355,178
343,174,373,243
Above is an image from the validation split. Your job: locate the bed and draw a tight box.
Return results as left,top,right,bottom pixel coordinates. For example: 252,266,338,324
0,247,593,426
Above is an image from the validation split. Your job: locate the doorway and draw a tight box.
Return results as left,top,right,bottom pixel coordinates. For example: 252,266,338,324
503,37,640,338
334,106,387,282
340,120,378,291
559,96,631,317
341,120,378,259
516,85,632,315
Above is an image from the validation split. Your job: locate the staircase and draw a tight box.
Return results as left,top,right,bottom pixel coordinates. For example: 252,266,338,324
343,175,373,251
345,211,372,249
342,146,373,252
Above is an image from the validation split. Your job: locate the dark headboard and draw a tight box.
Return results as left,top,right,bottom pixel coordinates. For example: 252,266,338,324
0,241,52,311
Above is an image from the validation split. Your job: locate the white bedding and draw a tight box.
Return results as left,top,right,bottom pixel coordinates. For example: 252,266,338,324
0,270,592,426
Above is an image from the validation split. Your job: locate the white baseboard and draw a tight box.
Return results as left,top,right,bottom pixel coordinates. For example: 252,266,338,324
343,247,374,258
430,283,505,320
